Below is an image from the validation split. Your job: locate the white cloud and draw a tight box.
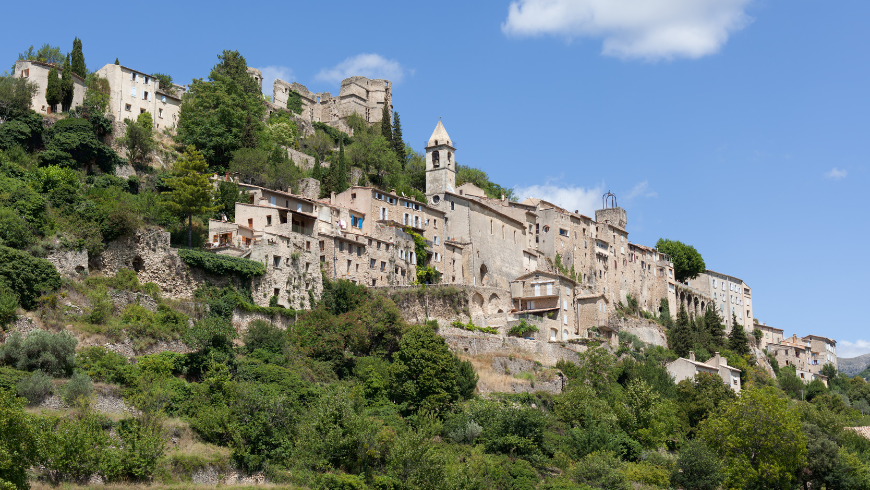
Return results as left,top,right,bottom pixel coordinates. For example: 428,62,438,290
315,54,408,85
501,0,754,60
838,340,870,358
626,180,657,200
255,65,294,95
514,181,605,216
825,167,848,180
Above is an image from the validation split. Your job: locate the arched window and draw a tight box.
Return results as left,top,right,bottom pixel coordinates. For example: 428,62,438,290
447,152,452,165
432,151,440,167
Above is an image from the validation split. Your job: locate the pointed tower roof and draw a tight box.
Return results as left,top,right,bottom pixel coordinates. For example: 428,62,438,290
427,117,453,148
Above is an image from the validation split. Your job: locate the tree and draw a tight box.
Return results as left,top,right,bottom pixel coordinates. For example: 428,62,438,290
286,89,303,114
380,102,393,143
163,145,218,248
671,439,723,490
118,112,155,168
392,111,406,167
333,139,348,193
151,72,173,90
114,58,119,65
176,51,265,168
0,77,38,123
35,44,64,65
675,372,735,434
0,246,61,310
728,315,750,356
71,38,86,78
311,156,323,183
388,324,460,415
703,304,726,349
655,238,705,283
212,180,246,222
0,389,38,490
669,303,695,358
700,387,807,490
45,67,61,111
60,54,74,112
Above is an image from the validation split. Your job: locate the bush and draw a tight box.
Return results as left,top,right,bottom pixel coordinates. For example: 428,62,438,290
178,249,265,281
0,246,61,310
314,472,369,490
0,329,77,376
76,346,129,384
16,370,54,405
670,439,723,490
60,372,93,405
106,416,166,482
569,451,631,490
0,286,17,328
508,320,539,337
35,410,113,484
0,388,38,490
243,320,286,354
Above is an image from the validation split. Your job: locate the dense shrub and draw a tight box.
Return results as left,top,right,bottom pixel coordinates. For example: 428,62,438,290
60,372,93,405
76,346,130,384
0,329,76,376
178,249,265,280
671,439,723,490
0,389,38,490
569,451,631,490
16,370,54,405
106,416,166,482
0,246,61,310
242,320,286,354
35,411,114,484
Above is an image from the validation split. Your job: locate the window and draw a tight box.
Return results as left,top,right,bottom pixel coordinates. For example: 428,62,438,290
339,242,344,252
351,216,363,229
125,104,131,111
434,236,439,245
143,91,149,101
266,216,272,226
131,87,136,97
161,95,166,102
559,228,568,236
140,108,146,114
380,261,386,271
347,260,351,273
306,241,311,251
563,300,568,310
131,72,137,82
368,239,372,246
450,201,455,211
21,69,29,78
534,284,541,296
370,259,376,269
158,108,163,118
273,256,281,267
546,283,553,295
144,76,150,85
319,240,325,252
320,255,326,263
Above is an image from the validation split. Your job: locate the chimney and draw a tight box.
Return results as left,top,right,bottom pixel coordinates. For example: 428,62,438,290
330,192,336,202
689,351,695,362
575,210,579,214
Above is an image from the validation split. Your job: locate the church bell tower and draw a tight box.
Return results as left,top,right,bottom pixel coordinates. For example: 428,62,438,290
425,118,456,195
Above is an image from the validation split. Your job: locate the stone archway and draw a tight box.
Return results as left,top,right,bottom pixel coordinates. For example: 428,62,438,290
488,293,500,314
479,264,489,286
471,292,485,315
132,255,145,272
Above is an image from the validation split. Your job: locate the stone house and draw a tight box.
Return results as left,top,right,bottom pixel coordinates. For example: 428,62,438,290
767,339,829,387
14,60,86,114
754,321,784,352
510,271,579,341
690,270,754,332
94,63,182,130
802,335,837,370
667,351,742,392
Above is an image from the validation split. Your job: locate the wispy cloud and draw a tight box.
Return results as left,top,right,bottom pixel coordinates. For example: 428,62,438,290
626,180,657,200
255,65,294,95
825,167,848,180
838,339,870,358
514,180,605,216
501,0,754,61
315,54,409,85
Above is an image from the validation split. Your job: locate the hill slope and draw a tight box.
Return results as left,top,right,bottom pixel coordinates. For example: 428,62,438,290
838,353,870,377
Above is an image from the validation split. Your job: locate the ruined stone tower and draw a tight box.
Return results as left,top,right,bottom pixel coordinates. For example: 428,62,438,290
425,118,456,195
594,191,627,229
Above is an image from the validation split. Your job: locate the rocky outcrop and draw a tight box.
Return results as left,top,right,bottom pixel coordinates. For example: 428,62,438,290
46,249,88,278
607,317,668,347
440,325,585,367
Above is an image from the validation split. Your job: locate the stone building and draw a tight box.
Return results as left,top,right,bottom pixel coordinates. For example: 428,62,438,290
767,336,829,386
667,351,742,392
94,63,183,130
510,271,578,341
754,321,784,351
14,60,85,114
803,335,837,370
689,270,754,331
272,76,391,135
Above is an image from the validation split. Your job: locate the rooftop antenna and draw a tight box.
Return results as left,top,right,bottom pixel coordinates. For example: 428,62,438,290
602,190,617,209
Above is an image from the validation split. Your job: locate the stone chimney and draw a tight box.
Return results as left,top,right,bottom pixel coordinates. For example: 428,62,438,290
689,351,695,362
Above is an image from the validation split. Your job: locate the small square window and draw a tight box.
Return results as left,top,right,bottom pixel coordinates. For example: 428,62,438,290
125,104,132,111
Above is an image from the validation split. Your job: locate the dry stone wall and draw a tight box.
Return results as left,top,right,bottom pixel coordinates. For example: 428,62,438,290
46,249,88,277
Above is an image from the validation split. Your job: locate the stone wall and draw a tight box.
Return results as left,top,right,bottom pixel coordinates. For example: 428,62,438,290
298,177,320,200
287,148,315,169
440,326,585,367
46,249,88,277
231,309,295,333
607,316,668,347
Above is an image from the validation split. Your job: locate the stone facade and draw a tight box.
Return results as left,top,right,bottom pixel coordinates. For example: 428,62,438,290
14,60,86,114
46,249,88,277
803,335,838,370
667,351,742,392
94,63,183,130
272,76,391,135
690,270,754,331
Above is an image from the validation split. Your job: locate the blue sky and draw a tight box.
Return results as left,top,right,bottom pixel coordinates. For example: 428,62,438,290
4,1,869,356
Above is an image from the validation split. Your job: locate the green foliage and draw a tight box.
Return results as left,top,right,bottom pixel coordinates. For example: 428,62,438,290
388,324,460,415
675,372,735,436
228,144,303,191
569,451,631,490
700,387,807,489
35,410,113,484
455,163,517,201
151,72,173,90
118,112,156,168
0,76,38,123
0,329,76,376
313,121,352,146
163,146,219,247
176,50,266,168
286,89,303,114
179,248,265,280
509,319,539,337
45,67,61,109
212,179,246,221
70,38,86,78
41,117,122,172
450,320,498,335
391,111,406,166
320,278,369,315
60,54,74,112
75,346,129,384
107,416,166,481
243,320,286,355
15,370,53,405
671,439,723,490
0,389,38,490
727,319,750,356
0,286,18,329
655,238,705,283
266,110,299,148
60,371,93,405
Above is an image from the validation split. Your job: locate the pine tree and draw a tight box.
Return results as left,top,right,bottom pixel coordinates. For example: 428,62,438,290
114,58,119,65
392,111,406,168
380,102,392,144
45,67,61,111
60,54,74,112
163,146,219,248
71,38,86,78
670,303,695,358
311,155,323,182
728,313,750,356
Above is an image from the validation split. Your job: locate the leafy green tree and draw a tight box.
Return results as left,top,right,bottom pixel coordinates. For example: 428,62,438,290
0,207,34,250
728,317,750,356
45,67,61,111
286,88,303,114
700,387,807,490
118,112,155,168
40,118,120,172
675,372,736,434
0,389,38,490
60,54,74,112
0,77,38,123
212,180,246,222
151,72,172,90
0,286,17,328
703,304,726,349
176,51,265,168
36,44,64,65
163,145,218,248
333,139,349,193
392,111,406,167
265,111,298,147
0,247,61,310
380,102,393,143
620,378,681,449
655,238,706,283
388,324,460,415
311,155,323,185
0,329,76,376
114,58,119,65
671,439,723,490
668,303,695,358
71,38,86,78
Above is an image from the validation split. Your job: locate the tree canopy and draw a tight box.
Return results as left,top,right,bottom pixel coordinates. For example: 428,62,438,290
655,238,706,283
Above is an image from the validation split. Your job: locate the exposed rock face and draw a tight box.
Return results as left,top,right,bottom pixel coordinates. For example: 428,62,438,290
46,249,88,277
607,317,668,347
488,356,566,394
440,325,585,367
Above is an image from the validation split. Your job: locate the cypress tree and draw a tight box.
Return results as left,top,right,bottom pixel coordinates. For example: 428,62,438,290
392,111,406,168
380,102,392,144
71,37,86,78
728,313,750,356
704,305,726,349
669,303,695,358
45,68,61,111
311,155,323,183
60,54,74,112
114,58,119,65
333,139,348,193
